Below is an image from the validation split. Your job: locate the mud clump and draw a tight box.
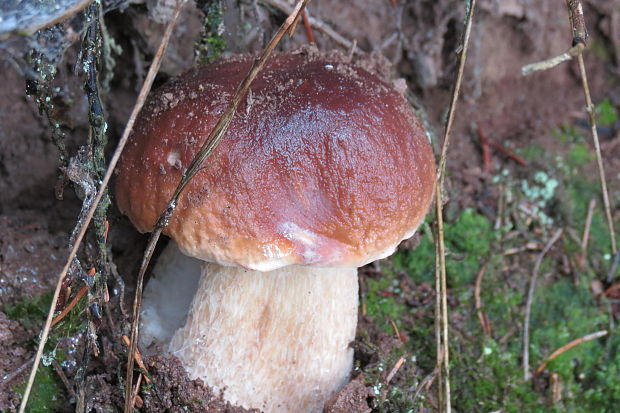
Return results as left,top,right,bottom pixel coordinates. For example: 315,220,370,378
139,354,260,413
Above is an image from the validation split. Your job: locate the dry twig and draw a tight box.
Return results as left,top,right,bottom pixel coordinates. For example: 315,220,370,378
385,355,406,384
576,52,617,256
121,335,151,383
261,0,359,53
474,263,492,336
301,9,315,43
123,1,310,411
433,1,477,411
534,330,608,375
50,283,88,328
17,1,185,409
577,199,596,270
523,229,564,380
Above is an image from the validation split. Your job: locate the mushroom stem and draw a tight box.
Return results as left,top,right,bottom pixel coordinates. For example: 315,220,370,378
168,261,358,413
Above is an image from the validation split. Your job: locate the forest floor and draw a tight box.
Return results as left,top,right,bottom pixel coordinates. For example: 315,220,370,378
1,0,620,412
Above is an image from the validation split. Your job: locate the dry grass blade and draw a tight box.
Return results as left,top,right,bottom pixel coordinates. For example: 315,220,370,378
17,1,185,411
522,228,563,380
433,1,477,412
534,330,608,375
122,1,310,411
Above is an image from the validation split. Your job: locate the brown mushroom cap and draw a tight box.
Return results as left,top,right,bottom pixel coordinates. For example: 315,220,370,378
116,51,435,271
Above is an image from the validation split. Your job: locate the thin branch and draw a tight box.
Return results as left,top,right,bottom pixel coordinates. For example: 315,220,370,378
534,330,607,375
577,199,596,270
17,1,185,411
433,1,477,412
474,263,492,336
301,9,315,43
123,1,310,411
261,0,359,53
523,229,564,381
521,44,584,76
50,283,88,328
576,53,617,255
385,355,406,384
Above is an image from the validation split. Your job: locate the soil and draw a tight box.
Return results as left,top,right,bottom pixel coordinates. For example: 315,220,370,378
1,0,620,412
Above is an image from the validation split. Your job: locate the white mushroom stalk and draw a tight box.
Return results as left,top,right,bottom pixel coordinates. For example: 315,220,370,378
165,250,357,412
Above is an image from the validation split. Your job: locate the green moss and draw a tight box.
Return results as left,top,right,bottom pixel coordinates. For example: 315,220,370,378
552,124,583,144
13,365,64,412
195,0,226,65
567,142,593,168
595,98,617,127
365,274,408,333
517,144,545,161
4,292,52,330
5,291,86,411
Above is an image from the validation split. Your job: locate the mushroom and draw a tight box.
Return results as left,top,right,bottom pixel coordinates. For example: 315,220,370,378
115,50,435,413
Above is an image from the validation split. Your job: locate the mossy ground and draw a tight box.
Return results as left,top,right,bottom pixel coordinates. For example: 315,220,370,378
360,100,620,412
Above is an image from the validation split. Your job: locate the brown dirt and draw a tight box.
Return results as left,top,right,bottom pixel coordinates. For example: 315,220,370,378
1,0,620,412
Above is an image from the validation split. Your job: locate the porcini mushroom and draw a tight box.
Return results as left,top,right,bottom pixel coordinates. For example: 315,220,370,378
115,51,435,413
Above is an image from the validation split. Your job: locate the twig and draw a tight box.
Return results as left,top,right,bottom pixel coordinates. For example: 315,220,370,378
433,1,477,412
413,356,440,405
521,43,584,76
577,199,596,270
121,335,151,383
1,357,34,389
474,263,492,336
17,1,185,411
385,355,406,384
52,360,76,398
389,318,403,343
523,229,564,380
123,1,310,411
261,0,359,53
576,53,617,255
534,330,608,375
131,373,143,408
301,9,315,43
607,251,620,283
476,127,491,173
50,283,88,328
486,139,528,167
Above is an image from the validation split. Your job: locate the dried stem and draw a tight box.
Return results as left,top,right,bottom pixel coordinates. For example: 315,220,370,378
523,229,564,381
521,44,584,76
578,199,596,270
576,53,617,255
122,1,310,411
50,283,88,328
262,0,358,53
17,1,185,411
534,330,607,375
385,355,406,384
474,263,492,336
433,1,477,411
